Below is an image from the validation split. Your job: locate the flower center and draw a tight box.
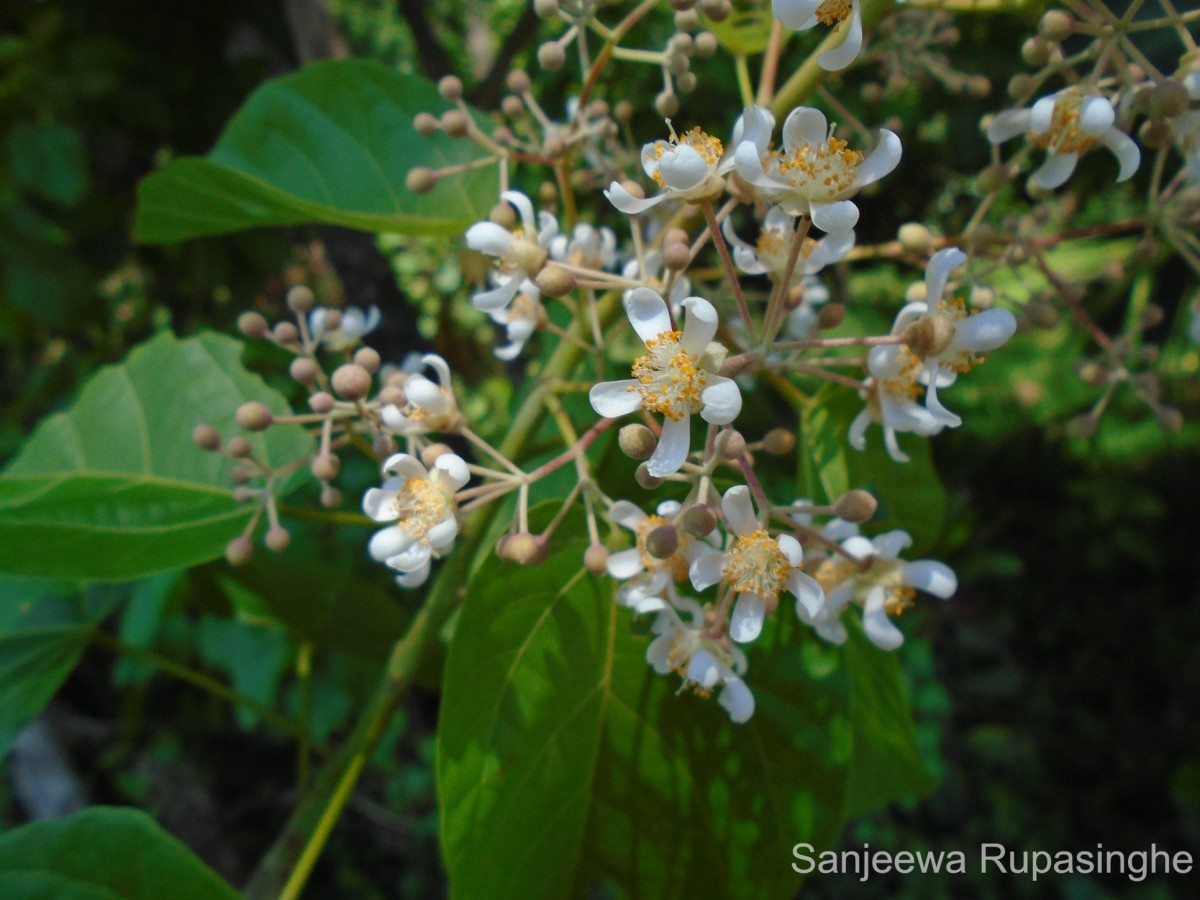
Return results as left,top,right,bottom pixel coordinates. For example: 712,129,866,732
631,330,707,421
635,514,690,581
756,229,818,277
391,478,453,539
650,125,725,189
510,292,541,323
932,295,983,373
665,629,736,698
878,346,925,402
1029,89,1101,155
773,133,863,202
722,530,792,600
816,0,851,26
816,555,916,614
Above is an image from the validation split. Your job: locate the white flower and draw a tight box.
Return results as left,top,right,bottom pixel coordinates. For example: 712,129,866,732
810,531,956,650
886,247,1017,428
604,107,773,215
310,305,381,351
1172,70,1200,185
550,223,618,271
646,603,755,723
785,277,832,340
987,88,1140,189
722,205,855,280
362,452,469,588
606,499,719,612
589,288,742,476
773,0,864,71
487,289,544,361
465,190,558,310
381,354,460,435
849,345,945,463
734,106,901,233
689,486,825,644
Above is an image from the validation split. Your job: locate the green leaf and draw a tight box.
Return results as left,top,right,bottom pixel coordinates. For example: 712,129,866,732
439,506,935,899
702,9,776,56
7,122,89,206
0,806,241,899
134,60,497,244
798,386,850,505
0,330,309,580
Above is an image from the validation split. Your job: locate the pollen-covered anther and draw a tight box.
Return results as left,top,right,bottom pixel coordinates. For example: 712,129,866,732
815,0,852,26
630,330,708,421
722,530,792,600
1029,89,1101,155
392,479,453,538
775,133,864,201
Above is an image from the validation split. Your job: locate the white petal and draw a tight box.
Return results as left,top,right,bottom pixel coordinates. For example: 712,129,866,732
537,210,558,246
426,516,459,550
381,405,412,432
607,547,646,580
472,276,522,311
465,221,513,257
656,500,682,517
589,379,643,418
842,535,876,559
848,407,871,450
730,105,776,155
1099,127,1140,182
658,144,710,191
368,526,415,562
777,534,803,566
1079,96,1115,135
362,488,398,522
817,0,862,72
883,427,911,463
783,107,829,151
810,200,859,234
987,109,1032,145
690,549,726,591
903,560,957,599
729,593,765,643
433,453,470,491
1030,95,1058,135
609,500,648,531
951,307,1016,353
395,562,431,588
925,247,967,305
423,354,452,387
722,485,758,535
680,297,718,355
803,230,854,274
501,190,537,234
405,376,450,415
388,544,432,575
382,453,428,481
772,0,821,30
789,571,825,618
734,140,785,192
852,127,901,189
718,676,755,723
624,287,673,343
873,529,912,558
646,415,692,477
687,648,722,689
647,632,674,673
1031,152,1079,190
815,618,848,645
308,308,328,340
863,587,904,650
923,362,962,428
605,182,667,214
700,377,743,425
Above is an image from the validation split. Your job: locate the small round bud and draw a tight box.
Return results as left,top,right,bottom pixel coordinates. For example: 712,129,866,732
437,75,463,102
265,525,291,553
406,167,439,194
413,112,439,136
533,0,559,18
317,308,341,331
373,434,397,459
192,424,221,451
538,181,558,204
1138,119,1173,149
818,303,846,330
1021,37,1052,68
227,436,253,458
833,489,878,523
645,524,679,560
614,100,634,123
762,428,795,455
1025,300,1060,329
320,485,343,508
1156,406,1184,433
309,391,335,414
714,429,746,460
507,532,548,566
238,311,270,340
538,41,566,71
619,424,657,460
1076,360,1106,387
655,90,680,117
897,222,934,255
225,536,254,566
377,386,404,407
236,402,273,432
420,443,454,467
584,543,610,575
675,10,699,31
676,71,698,94
969,287,995,309
492,126,515,145
286,285,315,313
1007,73,1035,101
501,95,524,118
506,69,531,94
332,363,373,401
664,228,689,246
440,109,469,138
667,51,690,77
232,486,257,503
489,201,518,229
310,453,340,482
635,463,665,490
1038,10,1073,42
700,0,732,22
966,76,992,99
273,321,300,345
975,163,1012,195
535,265,577,298
904,314,956,358
679,503,717,538
231,463,255,484
663,240,691,271
544,134,568,158
694,31,718,56
618,179,645,200
353,346,381,373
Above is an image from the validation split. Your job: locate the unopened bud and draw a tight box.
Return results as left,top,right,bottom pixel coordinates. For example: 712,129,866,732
762,428,795,455
311,454,340,482
1156,406,1184,433
287,285,315,313
536,265,577,297
969,286,995,309
192,423,221,451
833,489,878,523
1151,81,1189,119
533,0,559,18
1076,360,1106,386
694,31,718,56
584,543,610,575
671,0,697,10
309,391,335,414
373,434,397,459
290,357,319,385
714,429,746,460
1140,303,1165,328
1021,36,1052,67
1008,73,1035,101
1038,10,1073,42
655,90,680,117
406,167,439,194
1025,300,1060,329
413,112,439,136
506,69,531,94
320,485,343,508
236,401,273,432
614,100,634,123
225,536,254,566
700,0,732,22
1138,119,1173,149
645,524,679,560
238,311,270,339
332,363,373,401
353,346,381,373
1066,414,1098,440
619,424,657,460
265,525,291,553
663,241,690,271
675,9,699,31
538,41,566,71
897,222,934,255
440,109,469,138
635,462,665,489
680,503,717,537
489,201,518,229
905,314,956,358
227,436,253,458
273,321,300,345
420,443,453,467
438,75,463,102
676,71,698,94
818,303,846,330
507,532,548,565
377,386,404,407
502,95,525,118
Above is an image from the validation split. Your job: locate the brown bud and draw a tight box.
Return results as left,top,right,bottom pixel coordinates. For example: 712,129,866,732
544,134,568,158
533,0,559,18
676,71,698,94
309,391,335,414
413,112,439,136
273,321,300,345
353,347,382,373
406,167,439,194
897,222,934,255
538,41,566,71
501,95,524,118
236,402,273,432
614,100,634,123
1076,360,1107,386
762,428,795,455
619,424,657,460
377,386,404,407
1138,119,1173,150
679,503,717,537
506,69,531,94
489,201,518,229
320,485,343,508
192,423,221,451
440,109,469,138
265,526,291,553
227,436,253,458
1038,10,1073,42
818,303,846,330
714,429,746,460
1066,414,1098,440
1025,300,1060,329
507,532,548,565
584,543,610,575
373,434,397,459
671,0,697,10
1156,407,1184,433
438,75,463,102
1021,37,1052,68
1008,73,1035,101
700,0,732,22
310,454,340,482
289,357,319,386
635,462,665,490
420,443,454,467
332,363,373,401
905,314,956,358
286,285,315,313
238,311,270,340
663,241,691,271
833,489,878,523
694,31,718,56
225,536,254,566
645,525,679,560
655,90,680,118
536,265,577,297
674,9,699,31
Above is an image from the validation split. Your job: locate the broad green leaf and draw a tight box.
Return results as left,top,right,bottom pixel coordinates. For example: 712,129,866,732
7,122,89,206
439,506,934,899
134,60,497,244
798,386,850,505
0,806,241,899
702,9,777,56
0,330,309,580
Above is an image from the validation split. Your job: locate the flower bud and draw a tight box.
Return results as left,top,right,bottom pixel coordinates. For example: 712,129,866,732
310,453,340,482
265,525,292,553
320,485,343,508
236,401,273,432
663,240,690,271
538,41,566,71
233,486,257,503
544,134,569,158
289,356,318,386
679,503,717,537
286,285,315,313
1156,406,1184,433
1066,414,1098,440
614,100,634,123
645,524,679,560
420,443,454,467
502,95,524,118
714,429,746,460
374,434,397,459
406,167,439,194
309,391,335,414
192,423,221,451
897,222,934,255
506,69,531,94
332,363,373,401
273,321,300,345
318,308,342,331
377,386,404,407
1139,303,1164,328
438,75,463,102
694,32,718,56
1025,300,1060,329
584,543,610,575
904,314,956,358
533,0,559,18
440,109,469,137
225,536,254,566
969,287,995,309
635,462,665,490
619,424,657,460
1007,73,1035,101
238,311,270,339
507,532,548,565
655,90,680,117
671,0,697,9
1138,119,1173,149
227,436,253,458
762,428,795,455
818,302,846,330
676,71,698,94
353,346,382,373
1021,37,1052,67
675,10,699,31
833,489,878,523
536,265,577,297
1038,10,1073,42
1076,360,1106,386
700,0,732,22
413,112,439,136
